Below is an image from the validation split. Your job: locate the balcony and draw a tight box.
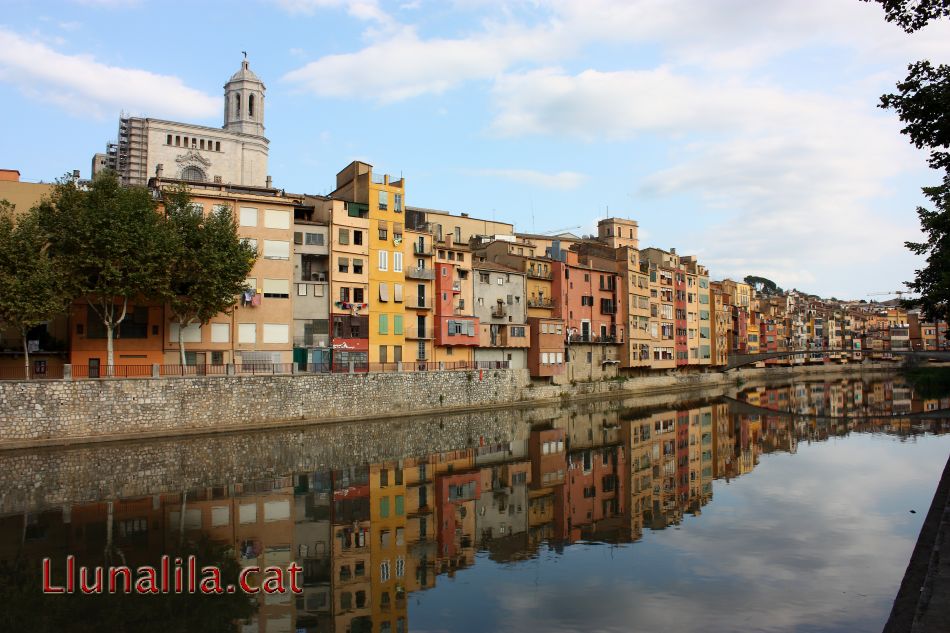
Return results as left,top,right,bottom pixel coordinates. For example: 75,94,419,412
405,327,434,339
451,280,462,292
527,268,552,280
491,306,507,319
301,271,328,282
413,243,433,256
406,267,435,281
527,297,554,309
568,333,618,344
407,296,433,310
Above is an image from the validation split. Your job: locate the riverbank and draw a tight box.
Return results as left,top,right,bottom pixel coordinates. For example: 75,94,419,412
884,453,950,633
0,361,902,450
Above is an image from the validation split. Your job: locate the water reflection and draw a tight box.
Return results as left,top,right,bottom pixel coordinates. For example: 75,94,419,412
1,375,949,633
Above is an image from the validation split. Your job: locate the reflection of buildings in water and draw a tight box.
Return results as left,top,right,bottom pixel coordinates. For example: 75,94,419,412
4,382,948,633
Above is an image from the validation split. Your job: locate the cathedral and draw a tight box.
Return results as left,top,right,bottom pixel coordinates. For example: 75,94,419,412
92,58,269,188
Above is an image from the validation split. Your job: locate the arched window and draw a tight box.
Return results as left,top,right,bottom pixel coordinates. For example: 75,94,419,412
181,166,205,182
235,93,241,117
249,94,255,118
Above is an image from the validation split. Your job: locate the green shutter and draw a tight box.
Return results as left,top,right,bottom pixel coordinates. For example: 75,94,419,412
380,497,390,518
394,314,403,335
379,314,388,335
395,495,404,516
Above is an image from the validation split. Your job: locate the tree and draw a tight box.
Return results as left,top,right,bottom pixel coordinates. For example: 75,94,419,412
0,202,71,379
162,185,257,365
744,275,784,296
38,172,176,369
870,1,950,322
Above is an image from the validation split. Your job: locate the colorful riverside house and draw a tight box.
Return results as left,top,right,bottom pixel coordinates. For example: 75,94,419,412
551,248,624,381
640,248,678,370
150,177,301,368
472,235,564,377
623,246,654,371
682,256,712,368
335,162,407,366
432,249,479,366
471,261,530,368
404,227,436,365
330,161,404,368
291,200,331,368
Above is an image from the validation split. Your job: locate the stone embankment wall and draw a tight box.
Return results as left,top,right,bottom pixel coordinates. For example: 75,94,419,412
0,362,900,448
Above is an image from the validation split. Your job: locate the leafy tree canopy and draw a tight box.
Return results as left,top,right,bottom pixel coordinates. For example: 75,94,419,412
744,275,784,296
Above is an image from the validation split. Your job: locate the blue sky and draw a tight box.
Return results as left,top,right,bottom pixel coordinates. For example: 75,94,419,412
2,0,949,299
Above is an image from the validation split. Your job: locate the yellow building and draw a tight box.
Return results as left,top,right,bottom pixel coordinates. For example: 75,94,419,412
369,462,409,633
331,161,407,365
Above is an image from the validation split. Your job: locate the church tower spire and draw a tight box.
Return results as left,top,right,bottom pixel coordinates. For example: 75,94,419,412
223,57,265,137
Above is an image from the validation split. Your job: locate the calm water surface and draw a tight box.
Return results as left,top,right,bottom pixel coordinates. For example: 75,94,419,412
2,373,949,633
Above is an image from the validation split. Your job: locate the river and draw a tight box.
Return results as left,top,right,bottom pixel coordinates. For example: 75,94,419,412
1,372,948,632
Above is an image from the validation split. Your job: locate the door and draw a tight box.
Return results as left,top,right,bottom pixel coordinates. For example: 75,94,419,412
419,485,428,509
581,320,591,342
88,358,100,379
417,284,426,308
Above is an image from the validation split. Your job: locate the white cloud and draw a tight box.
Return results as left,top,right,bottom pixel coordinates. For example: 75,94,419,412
474,168,587,190
283,23,561,101
0,28,219,120
270,0,389,22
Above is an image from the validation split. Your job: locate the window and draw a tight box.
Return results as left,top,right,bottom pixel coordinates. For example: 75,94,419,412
480,273,490,283
378,250,388,271
395,495,404,516
379,225,388,240
338,228,350,245
239,207,258,227
378,190,388,210
264,209,290,229
380,561,391,582
263,240,290,260
263,278,289,298
215,141,220,151
169,323,201,343
354,230,363,246
305,232,324,246
338,257,349,274
354,288,364,303
211,323,229,343
263,324,289,343
238,323,256,343
393,315,403,335
379,314,389,335
249,94,255,118
394,193,402,212
393,252,403,272
511,326,525,337
353,258,364,274
235,93,241,116
394,284,403,302
380,497,390,518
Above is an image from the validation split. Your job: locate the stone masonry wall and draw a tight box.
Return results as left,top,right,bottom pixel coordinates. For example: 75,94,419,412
0,362,900,447
0,368,531,443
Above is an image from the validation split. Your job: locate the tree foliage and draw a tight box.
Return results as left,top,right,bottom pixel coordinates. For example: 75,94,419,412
873,0,950,322
37,172,176,367
0,201,72,378
743,275,784,296
863,0,950,33
162,185,257,363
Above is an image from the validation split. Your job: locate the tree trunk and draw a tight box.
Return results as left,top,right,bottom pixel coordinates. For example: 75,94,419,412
21,328,30,381
106,322,114,373
178,320,187,366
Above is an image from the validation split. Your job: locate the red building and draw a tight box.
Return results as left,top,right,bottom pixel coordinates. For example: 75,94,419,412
527,316,565,378
674,271,688,366
434,262,479,351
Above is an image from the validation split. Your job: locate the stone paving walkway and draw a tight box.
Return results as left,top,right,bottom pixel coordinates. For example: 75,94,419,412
884,454,950,633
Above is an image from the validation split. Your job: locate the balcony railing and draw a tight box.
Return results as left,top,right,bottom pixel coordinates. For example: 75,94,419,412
407,297,433,310
406,267,435,280
301,271,328,282
491,305,507,318
567,334,618,344
527,269,552,280
451,281,462,292
527,297,553,308
413,243,433,256
405,327,434,339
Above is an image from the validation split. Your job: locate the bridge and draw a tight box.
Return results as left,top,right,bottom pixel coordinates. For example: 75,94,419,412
723,349,950,371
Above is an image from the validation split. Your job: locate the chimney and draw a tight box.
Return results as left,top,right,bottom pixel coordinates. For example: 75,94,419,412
155,163,164,177
670,247,676,254
266,175,273,188
72,169,80,180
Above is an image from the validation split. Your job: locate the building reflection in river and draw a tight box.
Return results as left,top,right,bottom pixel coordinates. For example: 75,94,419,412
0,376,947,633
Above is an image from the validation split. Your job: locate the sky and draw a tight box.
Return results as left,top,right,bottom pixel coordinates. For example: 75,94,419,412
1,0,949,300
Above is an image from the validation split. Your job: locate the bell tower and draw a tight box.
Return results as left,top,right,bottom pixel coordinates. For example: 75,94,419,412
224,56,265,137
